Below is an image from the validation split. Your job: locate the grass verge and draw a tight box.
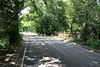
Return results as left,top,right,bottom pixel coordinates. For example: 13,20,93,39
55,35,100,50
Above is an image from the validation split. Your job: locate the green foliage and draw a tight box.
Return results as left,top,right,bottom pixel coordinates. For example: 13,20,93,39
32,0,69,35
83,39,100,50
0,0,24,45
69,0,100,40
0,38,9,46
66,0,100,49
21,0,100,49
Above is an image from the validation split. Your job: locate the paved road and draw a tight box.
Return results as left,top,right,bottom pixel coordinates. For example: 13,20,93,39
23,34,100,67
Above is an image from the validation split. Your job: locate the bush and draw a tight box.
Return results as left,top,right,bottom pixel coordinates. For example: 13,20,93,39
0,38,9,47
86,39,100,50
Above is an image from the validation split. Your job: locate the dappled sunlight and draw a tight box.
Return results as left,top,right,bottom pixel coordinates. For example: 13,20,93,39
22,34,100,67
25,35,67,44
88,50,94,53
5,57,10,62
24,56,65,67
37,57,64,67
10,62,16,65
38,57,62,67
6,54,14,57
39,57,61,63
91,61,100,64
23,35,68,67
27,57,36,61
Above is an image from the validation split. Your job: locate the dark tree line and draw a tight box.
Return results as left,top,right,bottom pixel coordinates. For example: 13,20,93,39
0,0,24,45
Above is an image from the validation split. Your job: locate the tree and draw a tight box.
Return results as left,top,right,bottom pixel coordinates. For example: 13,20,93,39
69,0,100,41
28,0,69,35
0,0,24,44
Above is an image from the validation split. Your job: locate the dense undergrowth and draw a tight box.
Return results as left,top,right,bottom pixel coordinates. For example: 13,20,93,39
0,34,22,47
0,38,9,47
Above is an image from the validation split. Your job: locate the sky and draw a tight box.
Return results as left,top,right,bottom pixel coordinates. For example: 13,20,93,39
21,7,31,14
21,0,68,15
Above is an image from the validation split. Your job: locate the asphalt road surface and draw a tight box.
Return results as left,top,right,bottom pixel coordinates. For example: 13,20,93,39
22,33,100,67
